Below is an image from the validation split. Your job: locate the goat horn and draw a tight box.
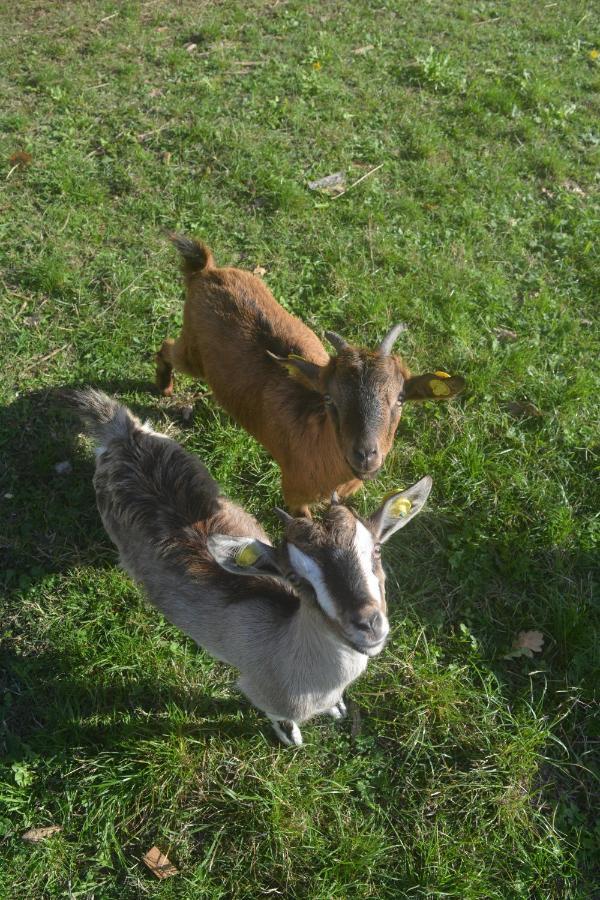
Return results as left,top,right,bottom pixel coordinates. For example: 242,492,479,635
378,323,408,356
325,331,349,354
273,507,294,525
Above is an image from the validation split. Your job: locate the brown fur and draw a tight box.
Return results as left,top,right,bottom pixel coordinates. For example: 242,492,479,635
157,237,464,515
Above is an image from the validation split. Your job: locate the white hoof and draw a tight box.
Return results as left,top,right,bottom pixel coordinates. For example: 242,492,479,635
326,698,347,720
336,698,348,718
268,717,303,747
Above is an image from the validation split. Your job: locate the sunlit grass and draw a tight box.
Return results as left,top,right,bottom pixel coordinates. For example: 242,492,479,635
1,0,598,896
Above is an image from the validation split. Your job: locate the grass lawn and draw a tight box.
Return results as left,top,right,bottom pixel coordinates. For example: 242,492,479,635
1,0,598,896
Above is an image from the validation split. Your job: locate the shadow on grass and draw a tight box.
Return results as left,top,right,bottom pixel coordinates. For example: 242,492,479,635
0,379,221,588
1,645,258,763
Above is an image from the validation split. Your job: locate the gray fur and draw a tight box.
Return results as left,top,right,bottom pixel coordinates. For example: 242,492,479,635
68,389,430,745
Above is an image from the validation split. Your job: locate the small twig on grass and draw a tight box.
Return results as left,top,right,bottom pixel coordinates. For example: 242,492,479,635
332,163,384,199
22,343,70,374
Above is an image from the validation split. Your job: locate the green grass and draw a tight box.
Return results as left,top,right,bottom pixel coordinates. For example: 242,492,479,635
1,0,598,896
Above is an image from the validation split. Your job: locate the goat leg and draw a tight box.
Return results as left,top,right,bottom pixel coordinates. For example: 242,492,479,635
156,339,175,396
268,715,303,747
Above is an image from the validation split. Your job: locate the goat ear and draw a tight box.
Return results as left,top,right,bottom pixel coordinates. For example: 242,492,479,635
266,351,324,391
369,476,433,544
403,372,465,401
206,535,282,578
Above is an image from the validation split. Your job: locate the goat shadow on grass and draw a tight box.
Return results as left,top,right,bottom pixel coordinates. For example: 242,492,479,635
1,646,259,765
0,378,235,591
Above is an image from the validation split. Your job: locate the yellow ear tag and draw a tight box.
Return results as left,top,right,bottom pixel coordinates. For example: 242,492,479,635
283,354,307,378
236,544,260,567
434,370,451,378
388,496,412,518
430,379,451,397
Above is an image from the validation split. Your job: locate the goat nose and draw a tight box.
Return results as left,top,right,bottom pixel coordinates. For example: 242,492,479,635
352,611,386,637
353,445,377,465
369,611,383,633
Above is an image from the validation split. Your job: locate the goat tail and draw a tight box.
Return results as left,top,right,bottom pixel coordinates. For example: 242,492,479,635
169,233,214,274
64,388,138,447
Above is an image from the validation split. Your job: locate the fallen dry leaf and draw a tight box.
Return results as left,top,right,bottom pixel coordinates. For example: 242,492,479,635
9,151,32,168
493,327,518,342
252,265,267,277
184,42,197,53
161,151,172,164
507,400,542,419
307,171,346,195
22,825,62,843
353,44,375,54
515,630,544,654
142,846,179,880
503,629,545,660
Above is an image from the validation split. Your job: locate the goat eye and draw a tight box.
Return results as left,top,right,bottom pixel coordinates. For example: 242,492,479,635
288,573,301,586
324,394,333,405
397,394,404,406
373,544,382,559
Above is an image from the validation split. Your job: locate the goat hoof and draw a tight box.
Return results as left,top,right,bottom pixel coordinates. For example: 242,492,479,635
269,717,303,747
336,698,348,718
326,699,347,720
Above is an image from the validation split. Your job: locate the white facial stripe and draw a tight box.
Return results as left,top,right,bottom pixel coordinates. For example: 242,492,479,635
288,545,337,619
353,521,382,602
141,420,169,439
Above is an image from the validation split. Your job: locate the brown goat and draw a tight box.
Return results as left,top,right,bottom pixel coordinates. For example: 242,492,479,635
156,236,465,516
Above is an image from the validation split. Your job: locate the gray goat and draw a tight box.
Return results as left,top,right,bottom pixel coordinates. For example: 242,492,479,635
70,389,432,746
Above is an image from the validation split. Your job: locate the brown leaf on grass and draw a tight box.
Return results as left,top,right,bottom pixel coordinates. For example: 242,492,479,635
161,151,172,164
9,151,32,168
503,630,545,660
184,42,197,53
493,326,518,342
507,400,542,419
22,825,62,843
142,846,179,880
307,171,346,195
253,265,267,277
352,45,375,55
515,630,544,655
